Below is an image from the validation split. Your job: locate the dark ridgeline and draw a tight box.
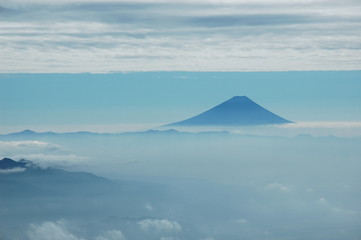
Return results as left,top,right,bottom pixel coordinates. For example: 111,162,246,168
0,157,27,169
167,96,293,126
0,157,113,193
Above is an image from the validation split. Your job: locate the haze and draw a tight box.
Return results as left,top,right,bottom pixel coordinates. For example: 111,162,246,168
1,0,361,239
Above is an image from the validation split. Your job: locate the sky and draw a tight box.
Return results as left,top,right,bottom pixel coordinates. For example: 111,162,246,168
1,0,361,72
0,0,360,133
1,71,361,134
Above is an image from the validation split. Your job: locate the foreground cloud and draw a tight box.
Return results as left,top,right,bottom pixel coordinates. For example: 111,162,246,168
27,220,84,240
27,220,127,240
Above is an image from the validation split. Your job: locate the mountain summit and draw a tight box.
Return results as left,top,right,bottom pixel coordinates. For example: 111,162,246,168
167,96,293,126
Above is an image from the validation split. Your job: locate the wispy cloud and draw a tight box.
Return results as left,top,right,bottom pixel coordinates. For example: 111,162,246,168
279,122,361,129
316,197,359,215
27,220,127,240
138,219,182,233
95,229,127,240
160,237,180,240
144,203,154,211
203,237,215,240
0,141,88,168
265,182,291,192
0,167,26,174
235,218,248,224
1,0,360,72
10,153,88,168
0,140,62,152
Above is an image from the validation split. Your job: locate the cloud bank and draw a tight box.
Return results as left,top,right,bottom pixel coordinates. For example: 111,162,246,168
95,230,127,240
0,141,88,168
1,0,360,72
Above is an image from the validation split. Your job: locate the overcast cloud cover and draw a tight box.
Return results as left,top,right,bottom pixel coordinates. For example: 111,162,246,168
1,0,361,72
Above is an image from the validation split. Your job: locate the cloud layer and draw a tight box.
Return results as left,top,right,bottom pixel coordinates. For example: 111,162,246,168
1,0,360,72
0,140,88,168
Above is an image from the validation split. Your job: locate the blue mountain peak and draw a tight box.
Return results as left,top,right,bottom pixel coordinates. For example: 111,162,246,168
167,96,293,126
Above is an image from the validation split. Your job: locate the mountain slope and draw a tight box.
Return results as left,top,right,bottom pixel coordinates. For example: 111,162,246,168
167,96,293,126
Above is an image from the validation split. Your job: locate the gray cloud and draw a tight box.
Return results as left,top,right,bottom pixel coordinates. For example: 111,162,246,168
189,14,319,27
1,0,360,72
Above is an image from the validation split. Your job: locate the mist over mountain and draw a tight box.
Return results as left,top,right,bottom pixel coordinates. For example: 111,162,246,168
167,96,293,127
0,157,175,240
1,124,361,240
2,155,360,240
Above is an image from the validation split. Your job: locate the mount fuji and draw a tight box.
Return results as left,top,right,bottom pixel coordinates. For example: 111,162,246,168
167,96,293,126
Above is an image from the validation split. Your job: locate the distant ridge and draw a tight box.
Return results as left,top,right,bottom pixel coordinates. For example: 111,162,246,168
167,96,293,126
0,158,27,169
0,129,231,137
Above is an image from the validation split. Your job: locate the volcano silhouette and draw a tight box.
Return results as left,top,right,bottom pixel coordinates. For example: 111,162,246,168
167,96,293,126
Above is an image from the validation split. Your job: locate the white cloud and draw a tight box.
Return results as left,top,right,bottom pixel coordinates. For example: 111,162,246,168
95,230,126,240
265,182,291,192
1,0,360,72
27,220,84,240
0,141,88,168
279,122,361,129
10,153,88,168
0,167,26,174
27,221,128,240
138,219,182,233
271,122,361,137
0,141,62,153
